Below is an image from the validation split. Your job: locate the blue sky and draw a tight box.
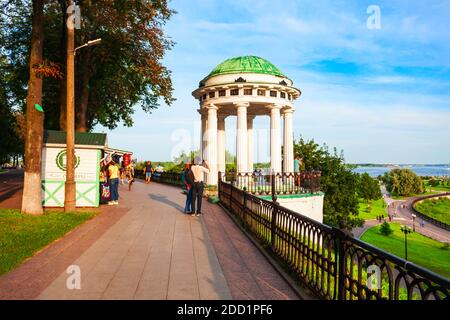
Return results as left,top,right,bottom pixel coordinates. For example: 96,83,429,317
96,0,450,164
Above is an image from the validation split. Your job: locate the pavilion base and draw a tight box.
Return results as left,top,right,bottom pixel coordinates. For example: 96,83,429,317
259,193,324,223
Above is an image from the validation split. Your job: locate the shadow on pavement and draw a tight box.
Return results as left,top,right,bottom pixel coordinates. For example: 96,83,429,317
148,193,185,213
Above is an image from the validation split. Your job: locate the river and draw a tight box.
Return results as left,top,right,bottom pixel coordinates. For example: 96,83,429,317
352,165,450,177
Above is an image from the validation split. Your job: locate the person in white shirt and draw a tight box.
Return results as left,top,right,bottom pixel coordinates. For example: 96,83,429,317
190,157,210,216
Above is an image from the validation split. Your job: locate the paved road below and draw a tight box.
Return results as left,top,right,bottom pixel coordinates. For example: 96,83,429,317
353,185,449,243
0,169,23,209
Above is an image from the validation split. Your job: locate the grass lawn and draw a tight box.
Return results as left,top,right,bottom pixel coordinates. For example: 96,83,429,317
0,209,96,276
414,197,450,225
358,198,387,220
361,223,450,278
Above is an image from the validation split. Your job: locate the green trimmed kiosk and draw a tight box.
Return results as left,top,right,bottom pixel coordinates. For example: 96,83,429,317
41,130,106,207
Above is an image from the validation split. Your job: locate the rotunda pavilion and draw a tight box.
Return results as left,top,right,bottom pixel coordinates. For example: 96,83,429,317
192,56,301,185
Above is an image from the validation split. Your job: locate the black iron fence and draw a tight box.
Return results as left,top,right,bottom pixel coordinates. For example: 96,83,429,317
411,193,450,231
221,171,321,196
218,179,450,300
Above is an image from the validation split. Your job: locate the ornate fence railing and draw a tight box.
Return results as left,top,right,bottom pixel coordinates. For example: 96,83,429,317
218,179,450,300
221,171,321,196
411,193,450,231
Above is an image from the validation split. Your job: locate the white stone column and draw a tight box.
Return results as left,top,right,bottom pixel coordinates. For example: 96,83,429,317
217,115,226,175
283,108,294,173
206,105,218,185
201,111,207,161
270,104,282,172
247,115,255,172
235,102,249,173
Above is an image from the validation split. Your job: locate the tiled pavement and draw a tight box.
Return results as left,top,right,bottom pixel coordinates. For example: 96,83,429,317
0,180,300,300
203,202,299,300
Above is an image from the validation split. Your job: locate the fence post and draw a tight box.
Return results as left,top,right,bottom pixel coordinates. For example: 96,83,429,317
242,187,247,221
271,203,277,250
230,181,233,209
218,171,221,199
334,227,347,300
271,172,277,203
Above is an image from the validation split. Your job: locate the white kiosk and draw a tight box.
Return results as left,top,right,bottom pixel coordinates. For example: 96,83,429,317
41,130,106,207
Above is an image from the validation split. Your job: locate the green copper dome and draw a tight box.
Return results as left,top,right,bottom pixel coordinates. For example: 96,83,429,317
202,56,287,83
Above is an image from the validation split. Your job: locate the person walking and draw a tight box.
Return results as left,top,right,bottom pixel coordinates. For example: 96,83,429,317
190,157,210,217
126,162,134,191
119,165,125,185
108,159,120,205
144,161,153,184
294,155,302,186
181,163,194,214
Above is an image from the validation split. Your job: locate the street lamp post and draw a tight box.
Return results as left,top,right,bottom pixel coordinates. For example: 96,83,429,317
400,225,412,260
64,2,101,212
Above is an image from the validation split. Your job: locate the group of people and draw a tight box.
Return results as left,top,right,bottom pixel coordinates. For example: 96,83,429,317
181,157,210,216
100,156,135,206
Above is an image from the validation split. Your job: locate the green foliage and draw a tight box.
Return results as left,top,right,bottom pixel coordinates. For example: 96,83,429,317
357,173,382,203
293,137,363,230
379,221,393,236
423,179,450,192
429,179,442,187
172,150,200,164
0,54,23,163
381,169,424,196
1,0,175,131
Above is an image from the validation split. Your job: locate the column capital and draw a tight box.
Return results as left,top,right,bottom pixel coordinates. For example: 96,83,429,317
205,103,218,110
268,103,283,110
247,114,256,121
282,107,295,114
233,102,250,108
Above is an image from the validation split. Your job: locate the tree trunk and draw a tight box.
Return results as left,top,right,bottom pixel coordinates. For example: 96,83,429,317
75,51,91,132
58,0,67,131
21,0,45,215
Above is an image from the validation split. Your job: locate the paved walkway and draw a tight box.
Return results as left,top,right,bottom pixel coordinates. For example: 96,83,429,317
203,202,299,299
0,179,299,300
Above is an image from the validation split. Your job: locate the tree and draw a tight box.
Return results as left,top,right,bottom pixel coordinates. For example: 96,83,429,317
379,221,393,236
382,169,424,196
429,179,441,187
294,138,363,230
0,53,24,164
172,150,200,164
358,173,382,203
21,0,45,215
2,0,175,132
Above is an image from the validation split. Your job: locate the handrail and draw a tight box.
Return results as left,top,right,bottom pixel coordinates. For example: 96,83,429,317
220,170,321,196
218,177,450,300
